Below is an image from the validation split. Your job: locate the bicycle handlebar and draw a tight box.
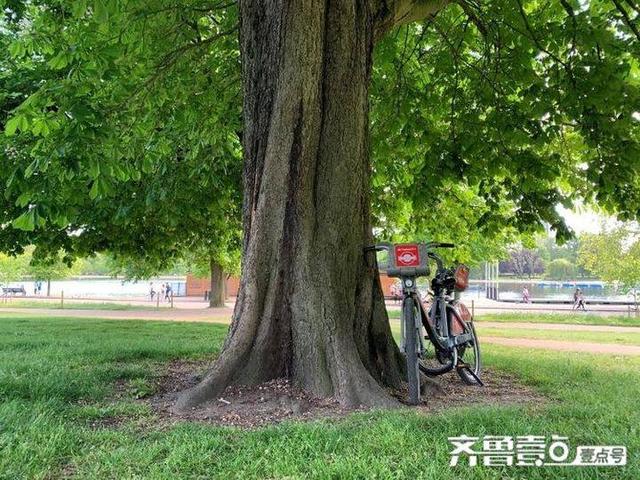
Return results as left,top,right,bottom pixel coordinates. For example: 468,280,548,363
364,241,455,278
427,251,445,271
426,242,455,249
365,242,455,252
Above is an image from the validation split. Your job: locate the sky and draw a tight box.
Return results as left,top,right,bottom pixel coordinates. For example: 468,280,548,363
555,205,619,234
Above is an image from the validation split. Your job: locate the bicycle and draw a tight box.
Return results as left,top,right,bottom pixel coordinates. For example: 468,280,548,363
365,241,482,405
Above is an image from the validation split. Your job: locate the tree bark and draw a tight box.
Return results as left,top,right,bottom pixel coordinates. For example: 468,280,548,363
176,0,447,411
209,259,226,308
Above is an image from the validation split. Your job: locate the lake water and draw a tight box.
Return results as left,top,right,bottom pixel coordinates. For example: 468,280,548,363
464,280,634,302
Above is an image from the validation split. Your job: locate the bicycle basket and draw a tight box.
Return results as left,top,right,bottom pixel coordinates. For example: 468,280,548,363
454,301,472,323
454,264,470,291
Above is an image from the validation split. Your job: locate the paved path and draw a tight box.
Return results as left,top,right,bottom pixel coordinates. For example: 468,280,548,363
6,295,637,315
482,336,640,356
1,295,214,309
476,321,640,333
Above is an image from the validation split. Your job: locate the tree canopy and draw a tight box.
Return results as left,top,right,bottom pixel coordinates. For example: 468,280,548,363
370,0,640,244
1,0,640,266
1,0,242,272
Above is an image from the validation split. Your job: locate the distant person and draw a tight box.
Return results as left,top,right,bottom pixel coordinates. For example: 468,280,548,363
522,286,531,304
575,290,587,311
149,282,156,301
160,283,166,300
391,282,402,304
573,288,582,310
165,283,172,301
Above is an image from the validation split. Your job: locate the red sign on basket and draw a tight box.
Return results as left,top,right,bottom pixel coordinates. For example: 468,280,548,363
395,244,420,267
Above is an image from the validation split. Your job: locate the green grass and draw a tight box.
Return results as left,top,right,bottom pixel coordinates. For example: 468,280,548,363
0,315,638,479
475,312,640,327
477,326,640,346
388,308,640,327
0,300,164,311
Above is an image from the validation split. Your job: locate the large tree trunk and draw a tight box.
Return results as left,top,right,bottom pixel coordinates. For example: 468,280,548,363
209,259,226,308
176,0,445,411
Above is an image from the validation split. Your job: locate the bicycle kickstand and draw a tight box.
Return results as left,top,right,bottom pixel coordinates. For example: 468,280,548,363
456,361,484,387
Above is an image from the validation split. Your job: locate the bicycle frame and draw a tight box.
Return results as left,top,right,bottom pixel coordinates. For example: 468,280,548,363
365,241,481,401
393,250,460,370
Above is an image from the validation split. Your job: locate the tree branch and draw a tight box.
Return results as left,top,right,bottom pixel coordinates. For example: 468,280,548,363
374,0,450,41
456,0,487,37
612,0,640,42
559,0,577,57
513,0,576,86
625,0,640,16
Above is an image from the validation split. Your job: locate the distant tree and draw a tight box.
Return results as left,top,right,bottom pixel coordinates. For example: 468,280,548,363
537,235,578,263
0,252,28,285
578,228,640,296
180,246,241,308
546,258,577,281
537,234,590,278
0,247,80,294
502,247,544,279
77,253,115,277
26,248,81,296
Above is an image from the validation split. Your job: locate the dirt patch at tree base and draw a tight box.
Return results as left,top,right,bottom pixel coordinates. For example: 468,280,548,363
147,360,544,429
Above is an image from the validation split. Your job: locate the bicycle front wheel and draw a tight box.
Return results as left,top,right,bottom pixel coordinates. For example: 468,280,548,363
403,296,420,405
420,302,455,376
452,308,481,385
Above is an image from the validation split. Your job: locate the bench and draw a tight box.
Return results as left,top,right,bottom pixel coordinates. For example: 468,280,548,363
2,286,26,296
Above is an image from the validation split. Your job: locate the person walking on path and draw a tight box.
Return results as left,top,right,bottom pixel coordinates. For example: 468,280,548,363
165,283,172,302
573,288,587,311
149,282,156,301
522,286,531,303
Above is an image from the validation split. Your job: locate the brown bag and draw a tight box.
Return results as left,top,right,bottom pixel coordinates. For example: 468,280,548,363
454,264,470,291
450,301,472,335
455,301,472,322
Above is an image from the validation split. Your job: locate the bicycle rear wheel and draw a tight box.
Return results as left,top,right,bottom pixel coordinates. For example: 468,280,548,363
403,296,420,405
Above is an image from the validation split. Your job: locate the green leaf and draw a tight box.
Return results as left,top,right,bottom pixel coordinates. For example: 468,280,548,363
5,114,29,136
24,160,38,178
54,215,69,228
12,210,36,232
48,51,70,70
89,180,100,199
72,0,88,18
88,160,101,179
31,119,52,137
93,0,109,23
8,42,25,58
16,192,31,207
4,116,21,136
